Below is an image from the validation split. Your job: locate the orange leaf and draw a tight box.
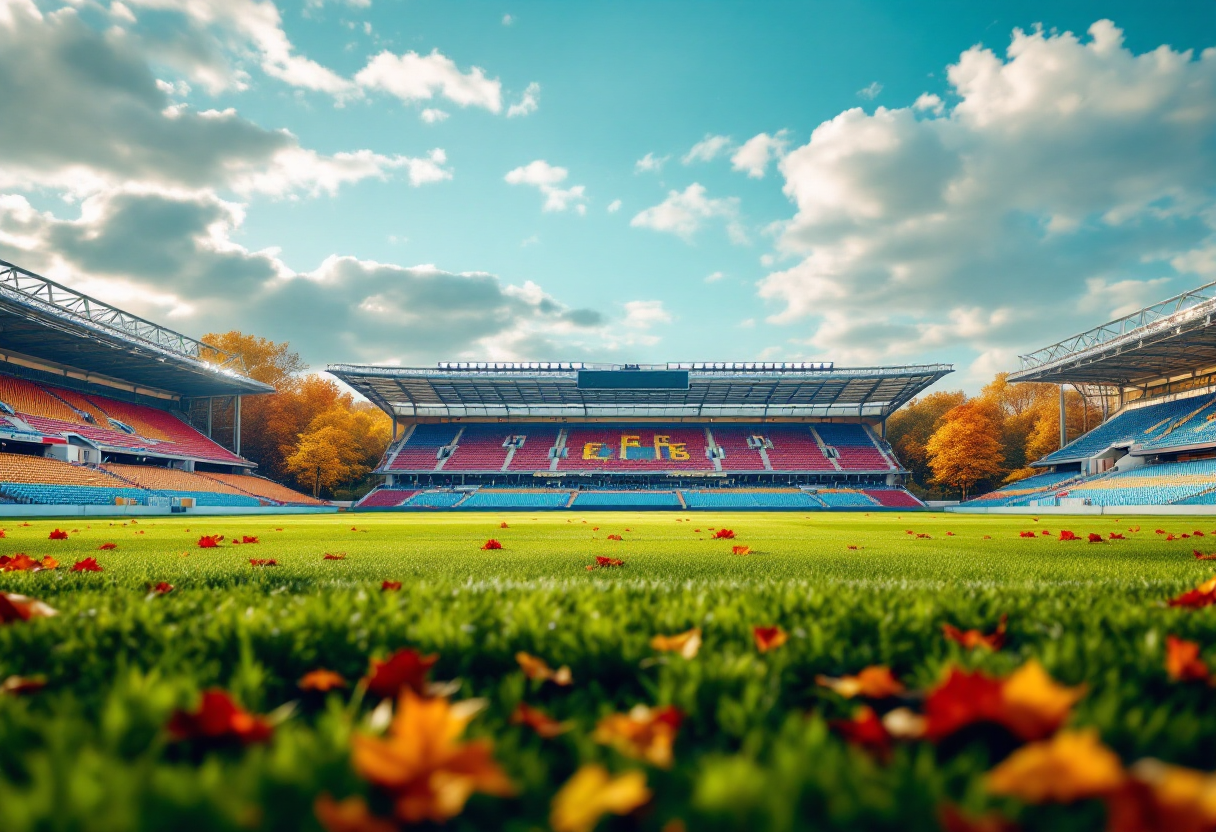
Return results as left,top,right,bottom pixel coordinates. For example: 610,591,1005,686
0,675,46,695
511,702,570,738
324,553,346,560
515,651,572,685
753,625,788,653
299,669,348,692
249,558,278,567
166,689,272,745
829,705,891,755
1105,759,1216,832
593,555,624,568
650,628,702,659
98,542,117,550
550,765,650,832
732,545,752,555
925,660,1085,743
1165,636,1210,683
593,704,683,768
985,729,1124,803
71,557,103,573
605,534,623,541
816,665,905,699
500,522,509,529
1195,551,1216,561
47,529,68,540
150,582,174,595
314,794,397,832
943,614,1008,650
364,649,438,699
351,689,514,824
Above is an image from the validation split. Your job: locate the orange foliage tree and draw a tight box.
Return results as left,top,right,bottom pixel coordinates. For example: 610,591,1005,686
202,331,390,495
925,402,1006,500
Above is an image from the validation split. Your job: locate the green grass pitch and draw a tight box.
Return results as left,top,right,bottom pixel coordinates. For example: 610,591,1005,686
2,511,1216,831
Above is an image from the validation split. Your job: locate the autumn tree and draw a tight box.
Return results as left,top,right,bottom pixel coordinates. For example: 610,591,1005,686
285,423,366,498
925,402,1006,499
886,390,967,487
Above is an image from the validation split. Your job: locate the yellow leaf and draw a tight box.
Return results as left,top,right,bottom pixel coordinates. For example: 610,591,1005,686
986,729,1124,803
650,628,702,659
550,765,650,832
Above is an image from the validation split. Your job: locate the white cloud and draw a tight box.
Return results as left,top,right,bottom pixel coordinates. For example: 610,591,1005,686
0,186,663,365
631,183,743,242
506,81,540,117
355,49,502,112
634,152,669,173
913,93,945,115
731,130,790,178
857,81,883,99
705,271,726,283
420,108,449,123
607,199,622,213
502,13,513,25
228,146,451,196
758,20,1216,369
504,160,588,212
682,134,733,164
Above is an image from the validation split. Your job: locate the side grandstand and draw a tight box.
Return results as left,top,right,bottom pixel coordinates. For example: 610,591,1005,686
328,361,951,511
964,279,1216,510
0,259,325,512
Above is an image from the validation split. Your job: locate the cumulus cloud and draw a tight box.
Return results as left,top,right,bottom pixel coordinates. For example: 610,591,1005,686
507,82,540,117
634,152,669,173
356,49,502,112
420,108,449,123
682,134,733,164
730,130,790,178
0,5,437,197
504,160,588,213
607,199,622,213
759,20,1216,373
631,183,744,242
0,187,667,365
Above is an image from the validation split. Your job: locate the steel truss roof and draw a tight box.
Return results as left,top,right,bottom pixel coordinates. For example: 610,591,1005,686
1010,280,1216,388
328,363,953,420
0,259,271,398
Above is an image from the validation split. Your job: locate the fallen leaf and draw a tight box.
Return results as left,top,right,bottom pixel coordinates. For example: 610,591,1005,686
364,649,438,699
817,665,905,699
71,557,103,573
481,539,503,550
593,704,683,768
732,545,752,555
323,553,346,560
753,625,788,653
515,651,572,685
197,535,222,548
511,702,570,737
943,614,1008,651
381,581,402,592
829,705,891,755
1169,577,1216,609
650,628,702,659
0,675,46,695
1165,635,1210,682
937,804,1022,832
98,542,117,550
166,689,272,745
1106,758,1216,832
249,558,278,567
712,529,736,539
985,728,1125,803
314,794,397,832
299,669,348,692
47,529,67,540
0,592,57,624
550,764,650,832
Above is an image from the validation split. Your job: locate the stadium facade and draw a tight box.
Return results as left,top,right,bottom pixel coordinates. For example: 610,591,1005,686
330,361,952,510
964,279,1216,510
0,259,328,513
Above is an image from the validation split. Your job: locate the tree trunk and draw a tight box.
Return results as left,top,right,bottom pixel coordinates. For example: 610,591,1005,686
314,467,320,499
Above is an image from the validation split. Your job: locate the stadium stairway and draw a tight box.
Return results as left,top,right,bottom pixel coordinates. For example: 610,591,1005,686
807,427,844,472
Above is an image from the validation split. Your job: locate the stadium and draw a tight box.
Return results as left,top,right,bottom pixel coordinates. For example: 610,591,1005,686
959,279,1216,511
330,361,950,510
0,259,328,514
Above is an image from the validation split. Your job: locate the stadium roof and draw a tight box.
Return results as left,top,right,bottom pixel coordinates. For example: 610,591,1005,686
328,362,953,420
1009,279,1216,390
0,259,272,399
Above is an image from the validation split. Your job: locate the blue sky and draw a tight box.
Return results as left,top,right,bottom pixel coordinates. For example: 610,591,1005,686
1,0,1214,390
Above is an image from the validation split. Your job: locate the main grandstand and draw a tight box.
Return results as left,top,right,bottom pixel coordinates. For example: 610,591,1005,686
330,361,951,510
964,279,1216,510
0,259,326,512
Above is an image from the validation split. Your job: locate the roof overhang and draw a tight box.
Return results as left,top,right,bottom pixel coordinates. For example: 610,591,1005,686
328,362,953,420
0,259,273,398
1009,280,1216,388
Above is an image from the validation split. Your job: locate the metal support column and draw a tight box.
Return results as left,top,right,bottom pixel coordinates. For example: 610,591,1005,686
1059,385,1067,449
235,395,241,456
206,397,213,438
392,418,398,442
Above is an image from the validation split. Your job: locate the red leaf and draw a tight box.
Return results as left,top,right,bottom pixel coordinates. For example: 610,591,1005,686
166,690,272,745
605,534,623,541
47,529,68,540
241,536,259,544
98,542,117,550
500,522,509,529
197,535,221,548
1169,577,1216,608
71,557,103,573
364,648,438,699
481,539,503,550
1059,530,1079,541
1019,531,1036,538
593,555,625,568
830,706,891,754
323,553,346,560
712,529,736,540
151,582,174,595
943,614,1008,650
753,625,788,653
381,580,402,591
1109,533,1125,540
1088,533,1104,543
249,558,278,567
0,592,57,624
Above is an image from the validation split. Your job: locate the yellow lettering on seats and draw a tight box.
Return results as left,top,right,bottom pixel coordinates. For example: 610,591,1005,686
620,435,641,458
583,442,603,460
670,443,689,460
